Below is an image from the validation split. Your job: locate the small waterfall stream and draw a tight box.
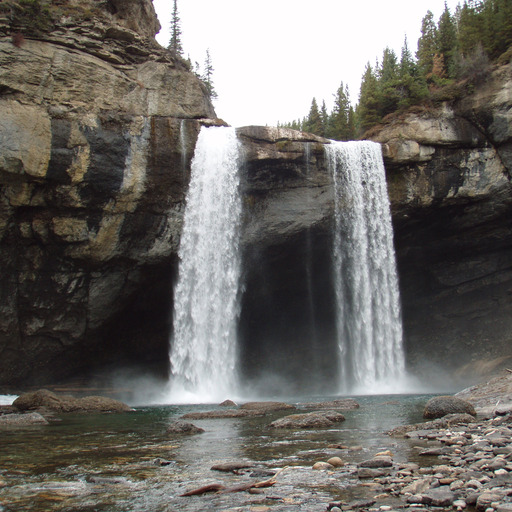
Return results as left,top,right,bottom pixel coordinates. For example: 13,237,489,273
326,141,406,393
169,126,242,402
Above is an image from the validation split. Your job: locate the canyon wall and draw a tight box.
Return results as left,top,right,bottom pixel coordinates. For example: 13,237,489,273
370,65,512,379
0,0,214,384
1,0,511,388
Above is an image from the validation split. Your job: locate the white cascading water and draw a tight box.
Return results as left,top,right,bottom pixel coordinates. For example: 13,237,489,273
169,126,242,402
326,141,406,393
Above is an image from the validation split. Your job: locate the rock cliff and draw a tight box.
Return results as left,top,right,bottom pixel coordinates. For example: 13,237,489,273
1,0,511,389
0,0,215,384
368,64,512,380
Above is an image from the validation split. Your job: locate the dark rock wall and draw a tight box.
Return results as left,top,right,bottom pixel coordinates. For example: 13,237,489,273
371,65,512,380
0,1,214,386
1,0,511,388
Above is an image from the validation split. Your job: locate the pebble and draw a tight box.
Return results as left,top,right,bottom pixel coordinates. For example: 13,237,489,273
322,411,512,512
312,461,334,470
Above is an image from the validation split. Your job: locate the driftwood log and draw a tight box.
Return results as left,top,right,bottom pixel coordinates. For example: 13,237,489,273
180,467,287,497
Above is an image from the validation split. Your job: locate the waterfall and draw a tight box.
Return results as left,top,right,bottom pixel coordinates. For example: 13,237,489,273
326,141,405,393
169,126,242,402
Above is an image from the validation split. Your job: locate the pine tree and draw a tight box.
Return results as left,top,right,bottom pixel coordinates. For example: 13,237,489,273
320,100,329,137
356,63,381,134
436,2,458,78
202,49,217,99
168,0,183,57
417,10,438,77
377,47,402,116
457,1,483,57
399,36,416,78
304,98,323,135
329,81,352,140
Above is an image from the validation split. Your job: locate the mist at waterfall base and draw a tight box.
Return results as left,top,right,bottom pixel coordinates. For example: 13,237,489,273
148,127,432,405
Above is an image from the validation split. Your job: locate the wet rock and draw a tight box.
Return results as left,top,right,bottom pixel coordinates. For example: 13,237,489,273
358,456,393,468
0,412,48,426
423,396,477,420
419,447,447,456
269,411,345,429
357,467,391,479
301,398,360,410
211,461,253,472
348,498,376,509
219,399,237,407
312,461,334,470
182,409,261,419
421,486,456,507
390,414,477,436
166,420,204,434
87,476,129,485
153,458,173,466
240,401,295,412
13,389,132,413
327,456,344,467
476,492,504,510
402,477,434,495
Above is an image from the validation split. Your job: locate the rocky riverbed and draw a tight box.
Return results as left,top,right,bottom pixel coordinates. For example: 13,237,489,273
0,372,511,511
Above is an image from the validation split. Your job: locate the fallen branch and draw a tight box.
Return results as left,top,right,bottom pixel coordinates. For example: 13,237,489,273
180,483,226,496
180,466,288,497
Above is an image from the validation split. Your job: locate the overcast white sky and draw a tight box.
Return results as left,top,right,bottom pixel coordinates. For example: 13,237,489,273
152,0,461,127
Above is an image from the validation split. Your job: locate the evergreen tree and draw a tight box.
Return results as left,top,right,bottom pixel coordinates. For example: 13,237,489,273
457,1,484,57
377,47,401,116
168,0,183,57
436,2,458,77
202,49,217,99
417,10,438,77
482,0,512,59
356,63,381,134
304,98,323,135
329,81,353,140
320,100,329,137
399,36,416,78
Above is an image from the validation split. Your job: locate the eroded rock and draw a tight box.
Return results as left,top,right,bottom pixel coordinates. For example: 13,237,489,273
13,389,131,413
423,396,477,419
269,411,345,429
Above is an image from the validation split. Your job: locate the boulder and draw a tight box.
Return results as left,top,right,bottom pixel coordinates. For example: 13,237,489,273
0,412,48,426
312,461,334,470
211,462,253,472
423,396,477,419
13,389,131,413
301,399,360,410
219,399,237,407
181,409,261,419
166,420,204,434
240,401,296,412
358,456,393,468
269,411,345,429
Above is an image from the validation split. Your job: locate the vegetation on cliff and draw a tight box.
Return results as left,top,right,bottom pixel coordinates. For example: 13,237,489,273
280,0,512,139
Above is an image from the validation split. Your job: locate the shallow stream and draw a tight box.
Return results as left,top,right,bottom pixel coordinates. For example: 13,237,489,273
0,394,438,511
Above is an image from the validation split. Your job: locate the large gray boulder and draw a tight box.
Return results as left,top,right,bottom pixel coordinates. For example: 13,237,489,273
269,410,345,429
423,396,477,419
13,389,131,413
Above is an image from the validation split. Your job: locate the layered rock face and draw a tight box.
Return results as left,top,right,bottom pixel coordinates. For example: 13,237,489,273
369,64,512,380
0,0,214,384
1,1,511,388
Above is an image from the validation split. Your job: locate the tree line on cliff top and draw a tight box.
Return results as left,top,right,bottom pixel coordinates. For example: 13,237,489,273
167,0,217,100
279,0,512,140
